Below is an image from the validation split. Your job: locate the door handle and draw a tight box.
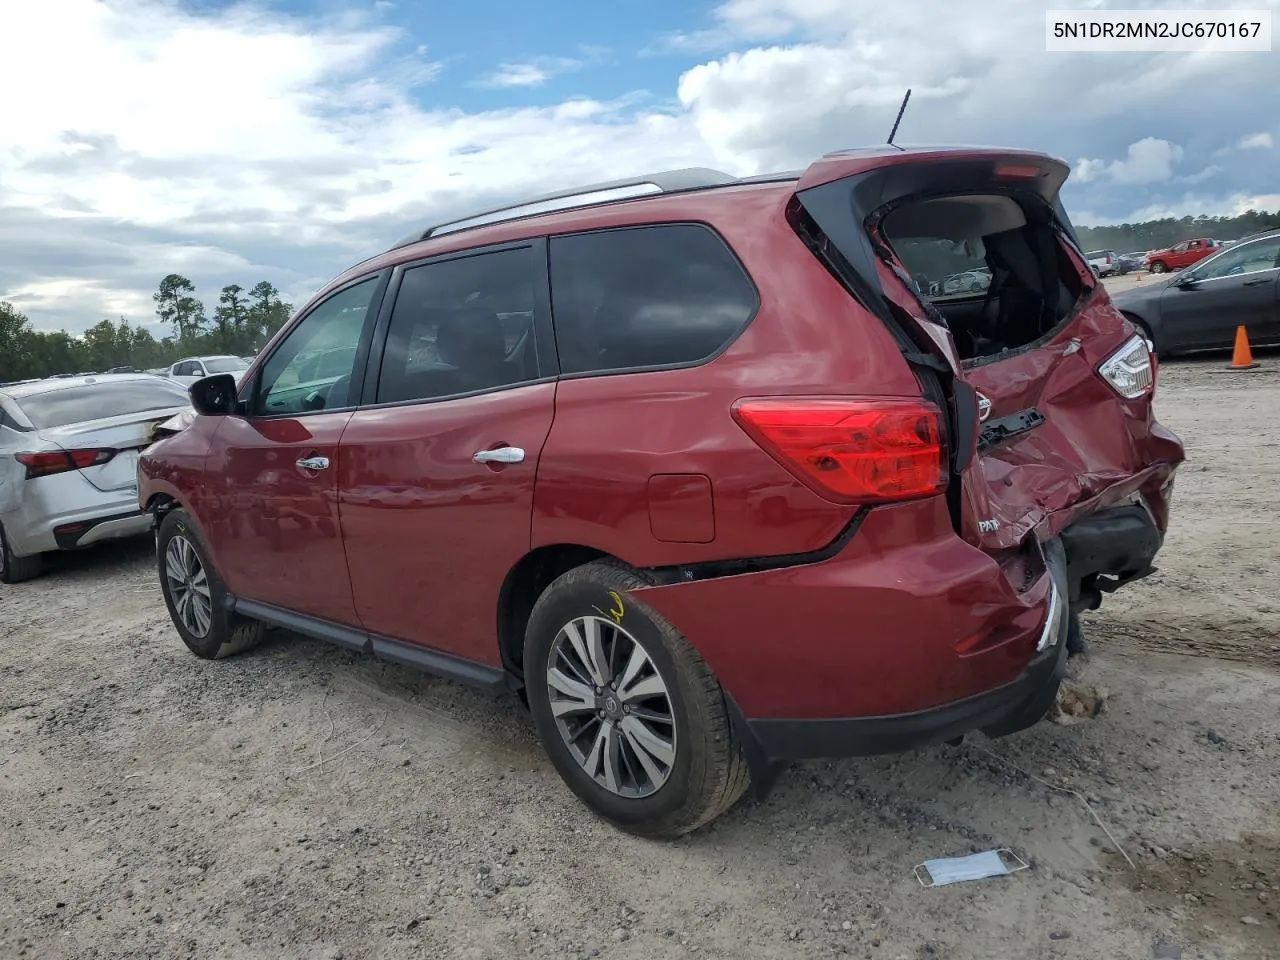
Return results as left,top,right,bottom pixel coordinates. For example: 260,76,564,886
473,446,525,465
296,455,330,471
1243,278,1271,286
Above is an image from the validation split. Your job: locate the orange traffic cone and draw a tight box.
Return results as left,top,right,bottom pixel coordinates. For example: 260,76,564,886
1135,271,1143,281
1229,325,1258,370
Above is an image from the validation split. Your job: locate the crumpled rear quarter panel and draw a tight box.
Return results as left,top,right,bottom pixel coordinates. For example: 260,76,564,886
635,497,1053,720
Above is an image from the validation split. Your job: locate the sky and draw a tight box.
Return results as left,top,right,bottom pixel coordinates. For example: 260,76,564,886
1,0,1277,335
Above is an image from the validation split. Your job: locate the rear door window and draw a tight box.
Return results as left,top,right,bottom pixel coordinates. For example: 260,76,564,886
549,224,758,375
374,246,541,404
15,380,191,429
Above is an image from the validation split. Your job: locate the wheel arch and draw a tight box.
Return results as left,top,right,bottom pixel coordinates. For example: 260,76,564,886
1119,309,1161,353
144,491,179,516
497,543,639,685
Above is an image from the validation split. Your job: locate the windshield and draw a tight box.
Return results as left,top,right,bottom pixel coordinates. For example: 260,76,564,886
15,380,190,429
204,357,250,373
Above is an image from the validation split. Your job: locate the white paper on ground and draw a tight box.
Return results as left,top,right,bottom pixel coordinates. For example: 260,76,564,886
913,848,1029,887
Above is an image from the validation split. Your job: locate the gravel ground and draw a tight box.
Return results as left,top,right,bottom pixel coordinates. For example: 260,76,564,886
2,355,1278,960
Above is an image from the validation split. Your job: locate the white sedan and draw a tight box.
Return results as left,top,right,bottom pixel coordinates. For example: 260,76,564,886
163,355,251,387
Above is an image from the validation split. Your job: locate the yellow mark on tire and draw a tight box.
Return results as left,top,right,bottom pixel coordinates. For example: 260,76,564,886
593,590,626,625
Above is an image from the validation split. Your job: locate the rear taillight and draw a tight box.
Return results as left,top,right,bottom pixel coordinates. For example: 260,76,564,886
1097,336,1154,399
15,448,116,479
732,397,947,504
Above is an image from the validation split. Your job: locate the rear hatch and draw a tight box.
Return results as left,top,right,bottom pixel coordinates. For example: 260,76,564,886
789,147,1184,553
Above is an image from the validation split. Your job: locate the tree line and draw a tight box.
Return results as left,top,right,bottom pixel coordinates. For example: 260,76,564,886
1,275,293,383
1074,209,1280,253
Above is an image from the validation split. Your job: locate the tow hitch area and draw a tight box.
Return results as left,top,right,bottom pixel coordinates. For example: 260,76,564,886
1061,503,1163,612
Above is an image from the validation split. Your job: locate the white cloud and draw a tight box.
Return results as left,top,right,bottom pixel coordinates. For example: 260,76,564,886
1237,131,1274,150
1073,138,1184,186
1108,138,1185,185
0,0,1276,332
478,49,609,89
1073,158,1108,183
1232,193,1280,215
481,63,556,89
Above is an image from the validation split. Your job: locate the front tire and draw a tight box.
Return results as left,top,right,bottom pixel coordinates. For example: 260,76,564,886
524,561,749,838
156,508,263,660
0,523,43,584
1150,261,1167,274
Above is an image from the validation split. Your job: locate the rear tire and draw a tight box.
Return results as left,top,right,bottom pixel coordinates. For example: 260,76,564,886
524,561,749,838
0,523,43,584
156,508,264,660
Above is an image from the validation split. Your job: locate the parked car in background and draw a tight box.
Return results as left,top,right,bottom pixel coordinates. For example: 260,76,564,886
1085,250,1121,277
1110,230,1280,356
1117,252,1148,273
1145,238,1220,274
1,374,192,582
138,146,1183,836
940,270,990,294
163,355,252,386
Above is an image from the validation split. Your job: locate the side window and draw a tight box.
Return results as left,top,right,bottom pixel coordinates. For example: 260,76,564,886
375,247,539,405
1173,242,1189,252
192,363,206,378
173,362,190,376
549,224,757,375
253,277,379,416
1194,238,1280,280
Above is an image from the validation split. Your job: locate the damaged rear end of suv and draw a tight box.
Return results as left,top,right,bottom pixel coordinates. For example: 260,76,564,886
633,146,1185,805
810,147,1184,616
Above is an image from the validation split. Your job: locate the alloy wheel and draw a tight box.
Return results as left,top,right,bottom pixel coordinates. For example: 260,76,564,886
165,534,212,638
545,616,677,798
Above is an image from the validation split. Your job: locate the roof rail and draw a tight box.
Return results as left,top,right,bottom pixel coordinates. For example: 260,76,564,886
735,170,803,184
391,167,740,249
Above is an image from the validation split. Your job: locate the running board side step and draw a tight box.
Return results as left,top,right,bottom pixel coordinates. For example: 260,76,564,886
231,598,510,689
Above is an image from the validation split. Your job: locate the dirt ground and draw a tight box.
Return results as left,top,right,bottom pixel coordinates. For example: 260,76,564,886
2,355,1278,960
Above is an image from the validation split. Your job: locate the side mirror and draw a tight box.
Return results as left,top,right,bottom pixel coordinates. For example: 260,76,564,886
189,373,240,416
1175,274,1199,288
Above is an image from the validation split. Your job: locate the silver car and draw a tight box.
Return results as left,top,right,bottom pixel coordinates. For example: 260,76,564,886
0,374,192,583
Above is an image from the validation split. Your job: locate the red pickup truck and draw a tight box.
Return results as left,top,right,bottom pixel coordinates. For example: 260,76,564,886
1146,238,1220,273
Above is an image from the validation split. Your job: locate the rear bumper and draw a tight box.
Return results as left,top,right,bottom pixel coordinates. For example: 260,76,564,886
2,494,150,556
745,588,1069,762
51,510,153,550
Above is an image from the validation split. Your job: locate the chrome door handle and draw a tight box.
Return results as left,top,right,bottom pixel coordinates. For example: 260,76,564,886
473,446,525,465
296,456,330,471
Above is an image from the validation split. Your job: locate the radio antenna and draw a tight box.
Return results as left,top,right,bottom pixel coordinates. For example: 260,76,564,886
887,88,911,148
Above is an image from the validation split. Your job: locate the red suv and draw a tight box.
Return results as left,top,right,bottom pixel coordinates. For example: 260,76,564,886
139,147,1185,837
